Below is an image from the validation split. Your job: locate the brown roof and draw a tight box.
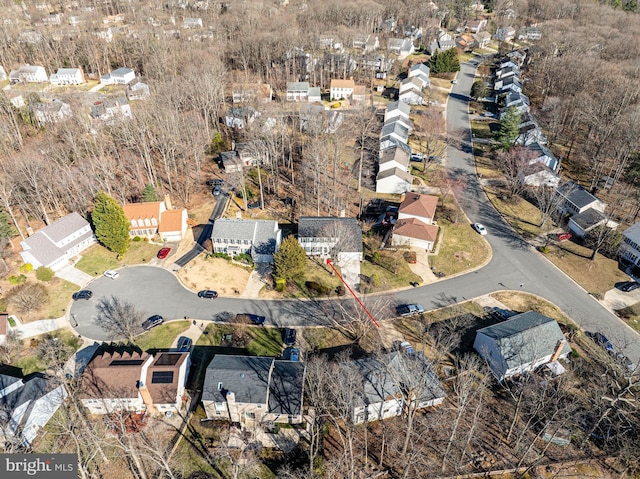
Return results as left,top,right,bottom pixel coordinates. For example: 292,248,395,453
145,352,189,405
330,79,355,89
393,218,439,242
0,313,7,336
122,201,162,228
158,209,185,233
353,85,366,96
399,193,438,220
80,351,150,399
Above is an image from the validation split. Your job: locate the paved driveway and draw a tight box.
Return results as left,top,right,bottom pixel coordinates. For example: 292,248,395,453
56,265,93,287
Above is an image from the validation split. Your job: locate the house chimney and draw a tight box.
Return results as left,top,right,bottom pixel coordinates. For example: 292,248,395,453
550,339,567,363
164,194,172,210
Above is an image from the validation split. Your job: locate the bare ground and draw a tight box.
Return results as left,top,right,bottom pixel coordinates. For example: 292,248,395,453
176,256,250,297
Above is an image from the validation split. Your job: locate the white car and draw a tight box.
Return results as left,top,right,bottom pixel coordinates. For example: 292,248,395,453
103,270,119,279
451,79,458,84
472,223,488,235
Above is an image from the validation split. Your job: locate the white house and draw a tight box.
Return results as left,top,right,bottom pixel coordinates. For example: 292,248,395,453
183,17,203,29
568,208,616,239
49,67,84,85
380,121,409,144
330,79,355,100
495,26,516,43
212,219,282,263
408,63,430,88
286,82,310,102
20,212,96,271
225,107,259,129
620,222,640,268
100,67,136,85
387,38,415,59
376,168,413,194
473,311,572,381
123,199,188,241
556,182,606,217
31,99,73,126
9,65,48,83
90,97,132,122
399,83,424,105
126,80,151,101
525,142,559,172
297,217,363,262
384,115,414,134
379,146,410,173
384,100,411,122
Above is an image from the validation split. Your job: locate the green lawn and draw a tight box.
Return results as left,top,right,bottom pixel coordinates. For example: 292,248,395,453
360,257,422,291
135,321,191,351
44,278,80,318
14,330,82,375
288,258,343,298
75,241,159,276
302,327,356,350
196,323,283,356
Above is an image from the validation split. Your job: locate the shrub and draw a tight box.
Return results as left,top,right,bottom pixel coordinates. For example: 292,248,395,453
305,281,330,296
8,275,27,285
336,285,346,296
372,252,381,264
132,236,142,242
275,278,286,292
235,253,254,266
35,266,54,282
211,252,232,260
371,273,380,287
20,263,33,274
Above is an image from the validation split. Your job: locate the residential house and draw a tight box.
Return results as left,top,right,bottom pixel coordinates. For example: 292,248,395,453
380,136,412,155
408,63,431,88
300,104,344,134
79,350,151,414
0,313,6,345
20,212,96,271
225,106,259,129
351,351,446,424
330,79,355,101
619,222,640,268
0,66,6,81
8,65,48,83
182,17,203,29
384,100,411,122
380,121,410,144
391,193,439,251
90,98,132,122
471,0,485,11
556,182,606,217
399,77,424,105
235,143,261,167
220,151,242,173
39,12,63,26
568,208,616,239
387,38,415,59
298,217,363,262
455,33,475,51
202,355,305,426
523,165,560,188
427,30,456,54
379,17,397,33
308,87,322,103
516,116,547,146
473,31,491,48
507,50,527,66
495,26,516,42
232,82,273,104
519,26,542,41
317,35,343,50
211,219,282,263
379,146,411,173
501,91,530,116
123,199,188,241
100,67,136,85
401,25,423,41
0,372,67,447
139,352,191,414
384,115,414,134
495,62,520,80
31,99,73,126
18,31,44,44
286,82,310,102
49,67,84,85
494,75,522,94
353,34,379,51
524,142,559,172
126,80,151,101
466,18,487,33
376,168,413,194
473,311,572,381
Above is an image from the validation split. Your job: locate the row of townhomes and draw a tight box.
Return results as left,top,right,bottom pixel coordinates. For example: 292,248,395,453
377,100,413,194
7,64,135,86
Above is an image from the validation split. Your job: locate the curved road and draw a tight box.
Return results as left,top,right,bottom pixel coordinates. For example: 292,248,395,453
70,58,640,363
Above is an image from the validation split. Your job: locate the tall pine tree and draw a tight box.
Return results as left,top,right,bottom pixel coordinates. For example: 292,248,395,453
496,106,521,150
92,191,130,256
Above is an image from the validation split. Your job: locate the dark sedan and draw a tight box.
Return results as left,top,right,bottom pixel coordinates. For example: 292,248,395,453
198,290,218,299
142,314,164,330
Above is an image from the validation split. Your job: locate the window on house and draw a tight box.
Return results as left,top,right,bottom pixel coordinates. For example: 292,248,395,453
151,218,157,226
144,218,151,226
131,219,137,227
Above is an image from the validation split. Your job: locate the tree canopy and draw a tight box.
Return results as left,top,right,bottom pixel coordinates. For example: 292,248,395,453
470,79,488,100
429,49,460,74
92,191,130,256
495,106,521,150
273,235,307,281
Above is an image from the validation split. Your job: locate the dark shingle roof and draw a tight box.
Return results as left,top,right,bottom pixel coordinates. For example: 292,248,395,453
557,183,600,209
298,217,363,253
268,361,305,416
203,355,273,404
570,208,605,231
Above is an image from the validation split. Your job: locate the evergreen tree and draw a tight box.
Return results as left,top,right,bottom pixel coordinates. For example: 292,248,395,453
496,106,521,150
92,191,130,256
273,236,307,281
142,184,159,202
470,79,488,100
429,49,460,74
0,210,16,241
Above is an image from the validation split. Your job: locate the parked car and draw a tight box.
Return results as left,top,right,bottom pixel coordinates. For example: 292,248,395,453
206,179,224,186
142,315,164,331
284,328,296,346
472,223,488,235
72,290,93,301
103,270,119,279
613,351,635,371
586,331,614,352
290,347,300,362
396,304,424,317
212,185,222,196
247,314,266,325
399,341,415,355
557,232,572,241
247,201,261,209
618,281,640,292
451,79,458,84
177,336,192,352
157,247,171,259
198,290,218,299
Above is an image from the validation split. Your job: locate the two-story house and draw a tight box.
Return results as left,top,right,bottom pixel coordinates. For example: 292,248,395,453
408,63,431,88
49,67,84,85
387,38,415,59
90,98,132,122
297,217,363,262
619,222,640,268
286,82,310,102
100,67,136,85
211,219,282,263
399,77,425,105
123,199,188,242
330,79,355,100
392,193,439,251
20,212,96,271
9,65,48,83
31,99,73,127
379,146,411,173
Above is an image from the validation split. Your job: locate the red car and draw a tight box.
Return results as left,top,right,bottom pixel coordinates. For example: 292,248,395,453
157,247,171,259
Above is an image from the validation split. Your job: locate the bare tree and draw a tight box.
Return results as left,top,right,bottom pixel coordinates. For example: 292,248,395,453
10,283,48,316
94,296,144,343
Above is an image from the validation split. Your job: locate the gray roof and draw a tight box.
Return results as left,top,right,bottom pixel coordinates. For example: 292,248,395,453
298,217,363,253
384,115,413,132
268,361,305,416
287,81,310,91
220,151,241,168
112,67,134,76
410,63,430,76
557,182,600,209
380,137,412,155
380,121,409,140
379,145,410,167
570,207,605,231
21,213,92,267
385,100,411,117
202,355,273,404
623,221,640,244
211,218,279,255
376,167,413,183
308,87,321,97
476,311,571,370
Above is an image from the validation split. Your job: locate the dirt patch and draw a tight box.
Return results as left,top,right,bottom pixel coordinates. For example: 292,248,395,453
176,256,250,297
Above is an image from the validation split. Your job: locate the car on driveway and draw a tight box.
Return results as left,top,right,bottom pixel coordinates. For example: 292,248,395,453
399,341,415,355
472,223,488,235
177,336,192,352
586,331,614,352
247,201,261,209
198,290,218,299
103,270,119,279
212,185,222,196
618,281,640,292
142,314,164,330
397,304,424,317
290,347,300,362
72,290,93,300
157,247,171,259
284,328,296,346
206,179,224,186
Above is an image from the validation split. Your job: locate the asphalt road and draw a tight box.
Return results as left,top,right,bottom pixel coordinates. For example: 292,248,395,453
70,58,640,362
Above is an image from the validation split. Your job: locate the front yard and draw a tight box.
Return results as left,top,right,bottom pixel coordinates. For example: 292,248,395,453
75,241,159,276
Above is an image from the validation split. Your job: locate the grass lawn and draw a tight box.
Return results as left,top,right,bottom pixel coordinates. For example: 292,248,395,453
614,302,640,332
360,257,422,290
471,120,495,139
288,259,342,298
44,278,79,319
196,323,282,356
135,321,191,351
485,189,542,240
490,291,576,326
302,327,356,350
13,329,82,375
75,241,159,276
429,216,492,276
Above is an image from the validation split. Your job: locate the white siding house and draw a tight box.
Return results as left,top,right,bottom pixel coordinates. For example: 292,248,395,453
49,68,84,85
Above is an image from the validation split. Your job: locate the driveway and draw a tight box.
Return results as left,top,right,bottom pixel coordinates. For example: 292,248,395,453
56,265,93,287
